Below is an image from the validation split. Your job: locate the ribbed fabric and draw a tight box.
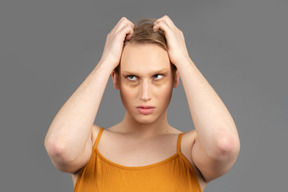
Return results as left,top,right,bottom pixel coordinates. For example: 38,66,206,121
74,127,202,192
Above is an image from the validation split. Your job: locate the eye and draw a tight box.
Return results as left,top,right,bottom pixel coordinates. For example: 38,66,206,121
153,74,164,80
127,75,137,81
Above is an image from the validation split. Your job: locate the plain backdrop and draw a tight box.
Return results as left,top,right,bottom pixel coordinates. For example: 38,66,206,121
1,0,287,191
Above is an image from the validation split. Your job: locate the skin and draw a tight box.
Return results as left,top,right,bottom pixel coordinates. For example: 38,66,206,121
153,16,240,182
110,42,179,139
45,15,240,191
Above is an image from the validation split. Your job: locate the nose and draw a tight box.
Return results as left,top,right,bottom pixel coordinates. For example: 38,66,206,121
140,80,151,101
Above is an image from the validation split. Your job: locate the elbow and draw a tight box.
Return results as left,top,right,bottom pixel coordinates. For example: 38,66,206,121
212,132,240,160
44,138,66,161
45,135,66,158
44,137,72,168
44,136,84,173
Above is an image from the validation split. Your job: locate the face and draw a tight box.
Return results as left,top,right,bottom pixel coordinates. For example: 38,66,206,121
112,43,179,124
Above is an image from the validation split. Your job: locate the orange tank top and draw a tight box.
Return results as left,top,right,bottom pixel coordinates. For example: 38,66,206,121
74,127,202,192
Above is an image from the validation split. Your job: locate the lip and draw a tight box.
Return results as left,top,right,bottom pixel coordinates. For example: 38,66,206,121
136,106,155,115
136,105,155,109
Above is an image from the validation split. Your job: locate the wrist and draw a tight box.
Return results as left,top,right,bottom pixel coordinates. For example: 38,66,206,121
173,55,194,68
95,60,116,75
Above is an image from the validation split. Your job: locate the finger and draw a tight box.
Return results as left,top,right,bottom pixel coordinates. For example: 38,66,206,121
111,17,134,34
117,24,134,42
121,21,134,41
115,18,134,34
153,21,171,36
125,28,134,41
126,32,133,41
110,17,126,33
154,15,174,28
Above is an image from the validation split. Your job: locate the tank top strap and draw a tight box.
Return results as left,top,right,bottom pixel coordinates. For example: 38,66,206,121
177,132,185,154
93,127,104,150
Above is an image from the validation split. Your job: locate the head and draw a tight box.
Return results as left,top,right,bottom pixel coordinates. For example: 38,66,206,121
111,19,179,124
114,19,178,78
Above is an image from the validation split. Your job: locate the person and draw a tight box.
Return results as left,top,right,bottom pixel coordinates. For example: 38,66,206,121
44,15,240,192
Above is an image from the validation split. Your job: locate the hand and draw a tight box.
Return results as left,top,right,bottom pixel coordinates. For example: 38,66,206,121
99,17,134,70
153,15,190,66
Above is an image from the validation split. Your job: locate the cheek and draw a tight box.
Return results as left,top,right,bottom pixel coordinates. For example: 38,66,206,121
119,84,137,102
119,79,173,100
155,81,173,99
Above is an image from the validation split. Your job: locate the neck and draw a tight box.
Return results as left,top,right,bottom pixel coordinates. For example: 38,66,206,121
117,110,171,139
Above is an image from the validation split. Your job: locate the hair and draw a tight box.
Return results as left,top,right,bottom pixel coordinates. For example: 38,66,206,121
114,18,177,79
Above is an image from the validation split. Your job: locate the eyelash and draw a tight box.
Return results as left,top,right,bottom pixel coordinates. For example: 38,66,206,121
126,74,164,81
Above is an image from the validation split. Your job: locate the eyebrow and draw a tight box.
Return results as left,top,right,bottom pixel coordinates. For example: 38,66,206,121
121,68,170,76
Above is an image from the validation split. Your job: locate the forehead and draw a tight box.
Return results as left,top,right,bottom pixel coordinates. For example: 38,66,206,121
120,43,171,73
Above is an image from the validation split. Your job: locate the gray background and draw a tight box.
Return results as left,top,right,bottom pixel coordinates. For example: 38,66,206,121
1,0,287,191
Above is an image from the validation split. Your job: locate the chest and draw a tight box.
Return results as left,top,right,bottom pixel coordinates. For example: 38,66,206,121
97,133,181,167
72,130,206,191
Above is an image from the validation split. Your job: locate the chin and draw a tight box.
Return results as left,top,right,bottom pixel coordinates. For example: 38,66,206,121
134,115,157,124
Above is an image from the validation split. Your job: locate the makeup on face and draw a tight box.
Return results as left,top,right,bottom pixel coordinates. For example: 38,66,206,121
121,69,170,86
136,106,156,115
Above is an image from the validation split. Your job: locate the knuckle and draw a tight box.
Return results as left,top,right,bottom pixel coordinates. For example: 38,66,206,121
121,17,127,21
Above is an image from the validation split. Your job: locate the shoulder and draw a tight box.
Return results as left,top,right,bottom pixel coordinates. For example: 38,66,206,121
90,124,120,147
72,124,104,185
91,124,105,146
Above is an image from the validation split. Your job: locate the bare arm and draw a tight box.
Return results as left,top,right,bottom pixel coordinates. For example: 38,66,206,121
154,15,240,182
44,17,134,173
176,57,240,182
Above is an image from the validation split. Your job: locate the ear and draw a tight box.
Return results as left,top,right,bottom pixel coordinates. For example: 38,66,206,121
111,70,120,89
173,69,180,88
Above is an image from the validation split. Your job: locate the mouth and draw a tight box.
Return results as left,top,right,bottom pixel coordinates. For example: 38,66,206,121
136,106,155,109
136,106,156,115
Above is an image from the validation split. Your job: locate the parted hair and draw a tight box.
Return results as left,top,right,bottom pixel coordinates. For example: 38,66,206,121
114,18,177,77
